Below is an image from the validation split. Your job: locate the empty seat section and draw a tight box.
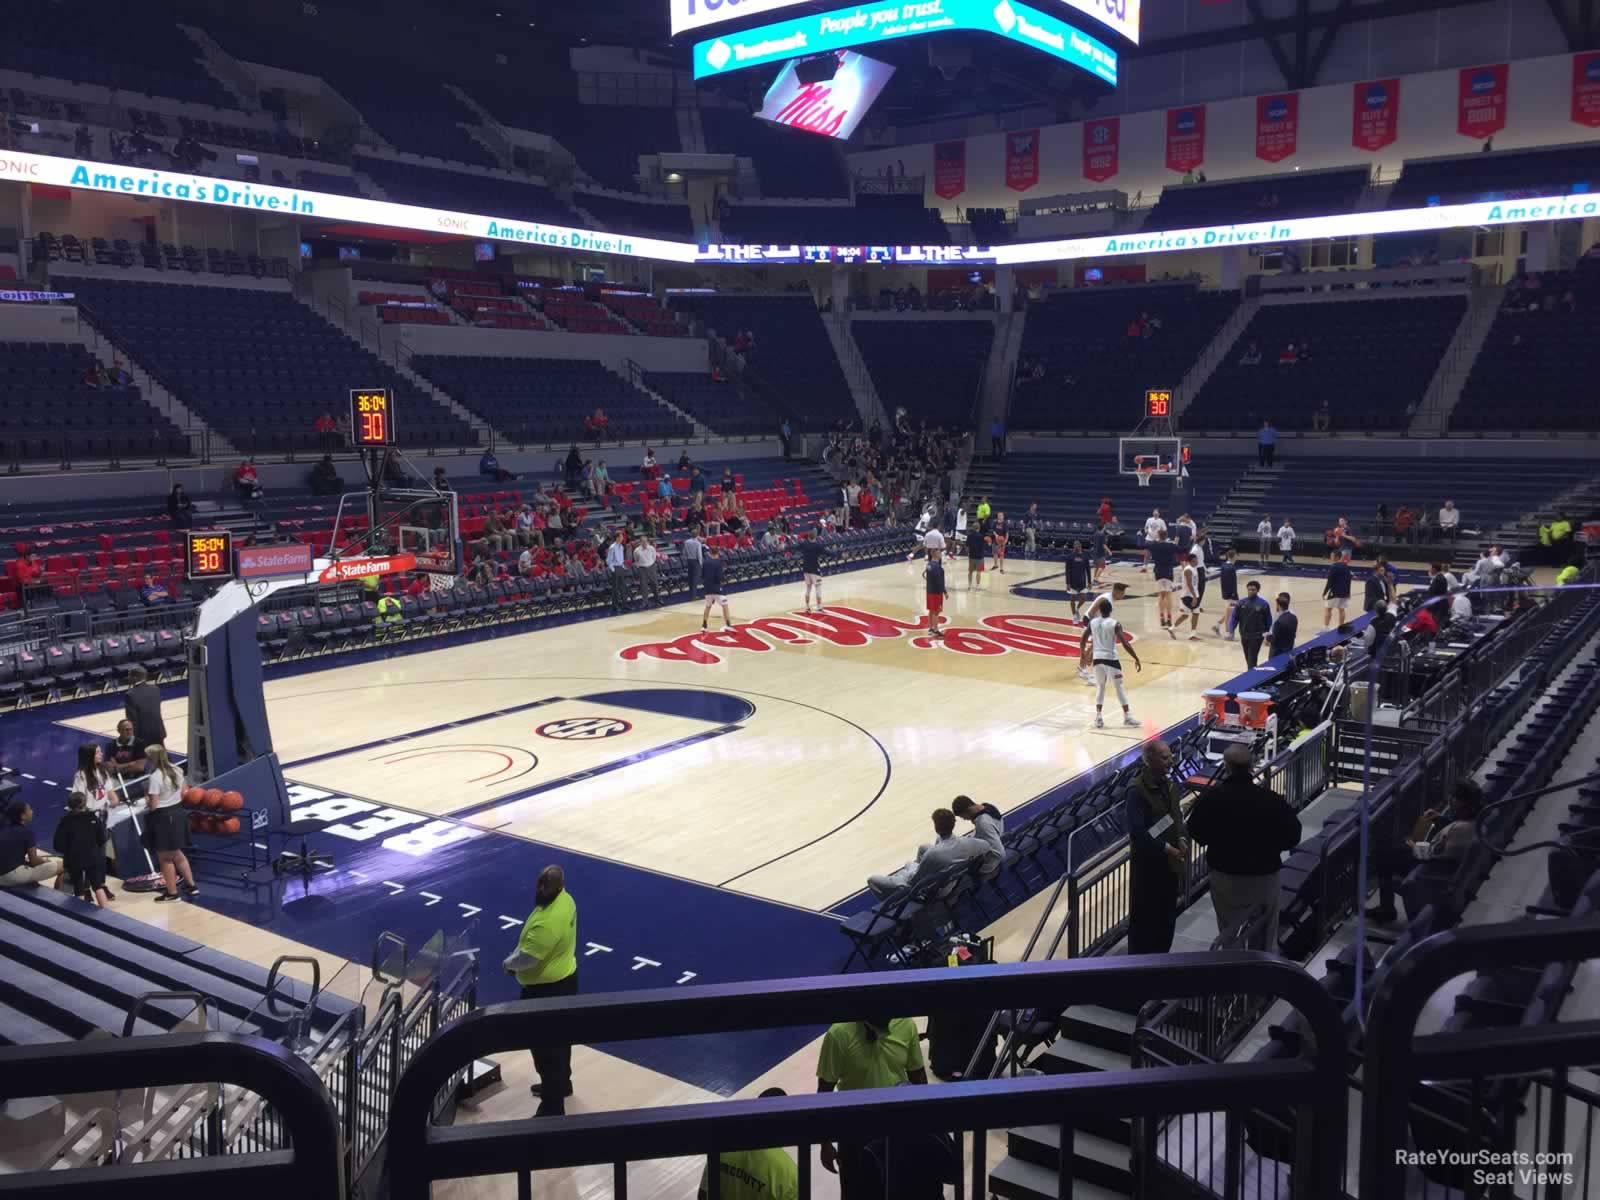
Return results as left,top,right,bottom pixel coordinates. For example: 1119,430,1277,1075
1142,167,1370,232
851,320,994,427
643,372,772,437
0,340,188,462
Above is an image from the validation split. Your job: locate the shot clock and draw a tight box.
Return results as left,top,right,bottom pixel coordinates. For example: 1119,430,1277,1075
1145,388,1172,420
350,387,396,448
186,530,235,581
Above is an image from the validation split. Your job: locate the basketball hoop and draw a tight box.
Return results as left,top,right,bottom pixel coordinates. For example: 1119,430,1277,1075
1136,468,1155,488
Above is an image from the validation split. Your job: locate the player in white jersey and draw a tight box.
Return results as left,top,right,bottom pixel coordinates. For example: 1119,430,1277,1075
1256,515,1273,569
1178,553,1202,639
907,525,946,562
1077,581,1129,684
1138,508,1166,573
1078,599,1143,728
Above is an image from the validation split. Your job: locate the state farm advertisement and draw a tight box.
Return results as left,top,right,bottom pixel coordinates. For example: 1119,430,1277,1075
317,554,417,584
755,50,896,140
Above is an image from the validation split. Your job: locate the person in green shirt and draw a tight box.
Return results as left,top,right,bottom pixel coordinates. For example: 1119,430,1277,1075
974,497,992,524
816,1015,928,1193
503,865,578,1115
374,594,401,629
698,1088,800,1200
1556,563,1580,586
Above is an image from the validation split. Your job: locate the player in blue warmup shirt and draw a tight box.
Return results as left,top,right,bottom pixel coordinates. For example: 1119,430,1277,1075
925,552,947,638
1322,551,1353,630
1091,524,1110,586
699,545,731,633
1211,549,1240,640
1148,531,1180,631
1065,541,1091,618
798,534,833,613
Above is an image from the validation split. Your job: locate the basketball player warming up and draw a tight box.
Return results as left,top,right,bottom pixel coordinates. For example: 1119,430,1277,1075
924,551,947,639
699,544,732,633
1079,599,1142,729
992,512,1009,574
1147,530,1180,634
1139,508,1166,574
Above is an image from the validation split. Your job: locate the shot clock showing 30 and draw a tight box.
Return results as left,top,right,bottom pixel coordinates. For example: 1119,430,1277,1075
350,387,396,448
186,530,235,582
1146,388,1172,419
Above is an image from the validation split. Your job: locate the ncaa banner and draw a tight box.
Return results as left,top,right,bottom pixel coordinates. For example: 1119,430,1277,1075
1005,128,1041,193
1574,52,1600,127
1255,93,1298,163
1082,117,1119,183
933,139,967,199
1165,105,1205,173
1458,63,1508,139
1352,78,1400,152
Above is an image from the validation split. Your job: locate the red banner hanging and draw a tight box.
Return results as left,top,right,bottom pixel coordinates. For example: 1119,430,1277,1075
932,139,966,198
1573,52,1600,128
1082,117,1119,183
1165,106,1206,173
1352,78,1400,152
1255,93,1299,163
1458,63,1508,139
1005,128,1040,193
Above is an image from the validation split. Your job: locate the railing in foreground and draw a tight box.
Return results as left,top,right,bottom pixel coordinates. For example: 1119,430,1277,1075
0,1032,342,1198
386,955,1348,1200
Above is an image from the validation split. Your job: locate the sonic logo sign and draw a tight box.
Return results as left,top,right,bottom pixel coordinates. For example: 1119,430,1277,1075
619,606,1108,665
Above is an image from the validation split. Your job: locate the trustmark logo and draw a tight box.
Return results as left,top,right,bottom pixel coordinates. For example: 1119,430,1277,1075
705,39,733,70
536,717,634,740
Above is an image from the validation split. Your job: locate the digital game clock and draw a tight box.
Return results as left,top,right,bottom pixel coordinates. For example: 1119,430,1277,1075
350,387,396,448
186,530,235,581
1145,388,1172,419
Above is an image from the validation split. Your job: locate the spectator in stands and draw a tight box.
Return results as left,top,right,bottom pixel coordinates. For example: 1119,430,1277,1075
1124,740,1187,955
1366,780,1485,923
1406,599,1442,644
111,358,132,386
1257,420,1278,467
1236,581,1273,670
14,548,43,600
989,416,1005,458
105,719,147,781
0,801,63,890
720,491,747,535
503,865,579,1117
641,448,659,480
1277,343,1298,367
593,460,612,507
166,483,193,527
721,464,737,493
516,547,534,577
1437,499,1460,543
137,571,172,607
309,455,343,496
233,460,261,504
1186,744,1301,950
431,466,450,493
1312,401,1331,433
314,411,338,452
866,808,990,897
1393,504,1415,543
479,509,513,557
1239,339,1263,366
511,505,537,549
779,417,794,463
144,746,195,903
124,665,167,749
951,796,1004,874
817,1013,928,1191
55,791,112,907
699,1088,799,1200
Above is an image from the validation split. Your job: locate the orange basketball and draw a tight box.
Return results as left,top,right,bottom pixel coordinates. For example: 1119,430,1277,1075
218,817,241,835
188,812,208,830
203,788,225,809
203,815,222,834
221,791,245,812
183,787,205,807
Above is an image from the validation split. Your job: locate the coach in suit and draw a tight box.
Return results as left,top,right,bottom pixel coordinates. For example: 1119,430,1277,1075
123,666,166,749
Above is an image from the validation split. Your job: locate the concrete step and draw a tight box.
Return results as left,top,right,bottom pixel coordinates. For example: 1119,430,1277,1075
1008,1123,1133,1191
990,1147,1131,1200
1037,1037,1130,1076
1058,1005,1135,1056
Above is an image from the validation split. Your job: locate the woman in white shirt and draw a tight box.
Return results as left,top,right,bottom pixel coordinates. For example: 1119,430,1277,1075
143,746,197,903
70,743,118,898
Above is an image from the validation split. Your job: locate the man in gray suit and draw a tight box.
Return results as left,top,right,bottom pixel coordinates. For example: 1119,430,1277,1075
123,666,167,749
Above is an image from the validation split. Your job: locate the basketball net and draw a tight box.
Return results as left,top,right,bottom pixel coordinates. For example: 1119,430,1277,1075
1136,468,1155,488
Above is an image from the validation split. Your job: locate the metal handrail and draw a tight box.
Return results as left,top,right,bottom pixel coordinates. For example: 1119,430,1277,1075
387,956,1349,1200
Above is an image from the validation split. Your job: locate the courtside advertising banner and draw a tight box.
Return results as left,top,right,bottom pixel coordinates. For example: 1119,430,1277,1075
1082,116,1119,183
672,0,1140,41
1255,93,1299,163
1458,63,1508,139
1574,51,1600,127
692,0,1119,85
6,149,1600,271
754,50,896,139
1006,128,1042,191
1165,105,1205,173
1352,78,1400,152
933,139,967,198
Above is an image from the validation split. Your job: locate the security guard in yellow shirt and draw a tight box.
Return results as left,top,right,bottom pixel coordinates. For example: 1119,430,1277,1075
1557,563,1580,586
504,865,578,1115
698,1089,800,1200
374,593,401,630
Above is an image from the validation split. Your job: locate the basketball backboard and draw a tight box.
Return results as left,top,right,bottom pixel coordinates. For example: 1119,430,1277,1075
1118,436,1183,478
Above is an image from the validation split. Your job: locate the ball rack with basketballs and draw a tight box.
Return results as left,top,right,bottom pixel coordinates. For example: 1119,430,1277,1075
180,783,269,876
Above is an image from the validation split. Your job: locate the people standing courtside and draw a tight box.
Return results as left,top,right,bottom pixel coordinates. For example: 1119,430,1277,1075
1236,581,1272,670
124,666,166,749
1270,592,1298,660
1123,740,1187,955
682,526,705,597
632,534,662,607
1185,744,1302,950
606,530,630,613
504,865,579,1116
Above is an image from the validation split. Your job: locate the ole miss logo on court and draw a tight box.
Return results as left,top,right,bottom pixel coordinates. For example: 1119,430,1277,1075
619,606,1108,666
536,717,634,740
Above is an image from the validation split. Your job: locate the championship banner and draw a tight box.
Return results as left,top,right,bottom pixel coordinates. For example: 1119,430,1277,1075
1353,79,1400,152
1458,63,1508,139
1165,105,1206,173
1255,93,1298,163
1082,117,1119,183
1573,52,1600,128
1005,128,1041,192
933,139,967,199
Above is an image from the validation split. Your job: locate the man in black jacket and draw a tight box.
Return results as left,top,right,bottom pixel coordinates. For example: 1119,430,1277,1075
123,666,166,749
1122,740,1188,954
1235,581,1272,670
1186,744,1302,950
1269,592,1298,659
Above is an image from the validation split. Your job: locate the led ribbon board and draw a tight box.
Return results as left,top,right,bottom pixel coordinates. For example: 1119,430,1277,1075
692,0,1120,86
3,151,1599,270
673,0,1139,43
